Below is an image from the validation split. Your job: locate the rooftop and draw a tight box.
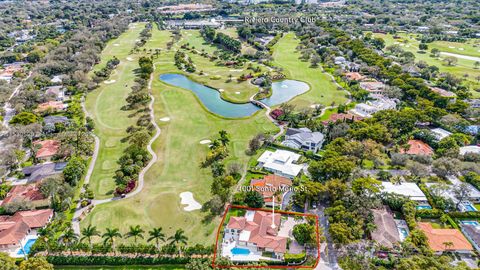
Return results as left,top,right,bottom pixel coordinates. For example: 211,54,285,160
1,184,45,206
459,146,480,155
400,139,434,156
250,175,292,204
418,222,473,252
0,209,53,245
431,128,452,141
371,208,400,248
33,140,61,159
381,182,427,201
429,87,457,98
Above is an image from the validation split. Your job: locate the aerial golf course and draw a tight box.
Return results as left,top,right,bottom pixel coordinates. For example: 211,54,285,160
81,24,343,244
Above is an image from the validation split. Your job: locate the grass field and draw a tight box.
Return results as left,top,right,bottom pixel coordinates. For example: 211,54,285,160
85,23,147,199
81,27,278,245
272,33,348,108
373,33,480,97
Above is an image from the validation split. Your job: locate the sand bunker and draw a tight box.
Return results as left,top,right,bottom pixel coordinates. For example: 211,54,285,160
449,46,455,49
310,104,322,109
235,91,241,94
199,139,211,144
126,57,134,61
113,44,120,47
218,89,225,92
229,69,243,72
180,192,202,211
459,48,464,51
104,80,116,84
159,117,170,122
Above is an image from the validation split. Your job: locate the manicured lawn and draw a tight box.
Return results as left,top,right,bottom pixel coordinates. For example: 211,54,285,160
85,23,147,198
81,29,278,245
272,33,349,108
55,266,185,269
373,33,480,98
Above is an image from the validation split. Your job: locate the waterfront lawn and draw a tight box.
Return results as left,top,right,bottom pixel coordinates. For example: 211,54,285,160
85,23,146,199
272,32,349,108
81,30,278,245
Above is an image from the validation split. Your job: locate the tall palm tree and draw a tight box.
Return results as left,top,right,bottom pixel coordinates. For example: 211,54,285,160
147,227,166,253
37,227,53,255
102,228,122,252
125,225,145,244
60,229,78,254
81,225,100,249
218,130,230,146
168,229,188,255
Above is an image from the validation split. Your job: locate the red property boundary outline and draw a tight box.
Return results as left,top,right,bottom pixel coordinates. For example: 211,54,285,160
212,204,321,269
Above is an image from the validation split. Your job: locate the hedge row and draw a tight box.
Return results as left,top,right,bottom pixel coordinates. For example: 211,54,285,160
284,252,306,264
46,255,191,266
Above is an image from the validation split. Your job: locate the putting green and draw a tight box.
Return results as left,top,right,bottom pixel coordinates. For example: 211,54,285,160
81,27,278,245
272,33,349,107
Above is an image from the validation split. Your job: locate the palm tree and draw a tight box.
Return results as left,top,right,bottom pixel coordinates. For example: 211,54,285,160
102,228,122,252
37,227,53,255
218,130,230,146
147,227,165,253
168,229,188,255
443,241,454,251
60,229,78,254
81,225,100,249
125,225,145,244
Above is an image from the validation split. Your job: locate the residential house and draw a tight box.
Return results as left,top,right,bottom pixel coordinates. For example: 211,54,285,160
321,113,364,125
464,125,479,135
349,98,396,118
50,75,65,84
257,150,304,179
430,87,457,102
400,139,434,156
418,222,473,254
35,101,67,114
334,56,346,65
344,72,364,81
33,140,61,161
1,184,49,208
44,86,66,101
371,208,400,248
22,162,67,183
250,175,292,207
381,182,428,203
224,210,287,260
431,128,452,141
359,81,386,97
466,99,480,109
460,146,480,155
282,128,325,153
461,224,480,252
0,209,54,256
43,116,70,133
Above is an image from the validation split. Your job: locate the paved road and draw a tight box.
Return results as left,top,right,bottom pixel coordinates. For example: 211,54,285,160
312,206,342,270
71,59,162,234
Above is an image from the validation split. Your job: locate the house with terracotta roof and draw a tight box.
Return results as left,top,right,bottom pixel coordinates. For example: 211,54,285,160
222,210,289,261
250,175,292,207
0,209,53,256
44,86,66,101
35,101,67,114
359,81,386,97
400,139,434,156
0,184,49,208
321,113,364,125
418,222,473,254
33,140,61,161
429,87,457,102
344,72,364,81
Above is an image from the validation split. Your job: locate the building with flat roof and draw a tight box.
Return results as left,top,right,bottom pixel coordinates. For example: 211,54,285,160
381,182,427,202
431,128,452,141
460,146,480,155
257,150,304,179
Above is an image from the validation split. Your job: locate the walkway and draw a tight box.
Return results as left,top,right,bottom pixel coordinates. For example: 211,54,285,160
71,60,162,234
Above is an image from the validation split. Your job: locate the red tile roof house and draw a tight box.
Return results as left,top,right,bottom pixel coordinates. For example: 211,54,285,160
0,209,53,257
418,222,473,254
33,140,61,162
400,139,434,156
223,210,288,261
321,113,364,125
250,175,292,208
1,184,49,208
35,101,67,114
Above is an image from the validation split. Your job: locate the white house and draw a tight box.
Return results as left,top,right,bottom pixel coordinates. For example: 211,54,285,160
349,98,396,118
460,146,480,156
431,128,452,141
381,182,428,203
257,150,304,179
282,128,324,153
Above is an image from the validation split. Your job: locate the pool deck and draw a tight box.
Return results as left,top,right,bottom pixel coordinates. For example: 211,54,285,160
9,235,37,258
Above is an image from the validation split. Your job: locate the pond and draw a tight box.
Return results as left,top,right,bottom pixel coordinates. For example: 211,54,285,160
159,74,309,118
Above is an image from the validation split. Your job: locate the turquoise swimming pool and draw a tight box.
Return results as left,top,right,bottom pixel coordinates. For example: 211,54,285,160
461,220,480,226
399,228,409,238
416,205,432,210
17,238,36,255
231,247,251,255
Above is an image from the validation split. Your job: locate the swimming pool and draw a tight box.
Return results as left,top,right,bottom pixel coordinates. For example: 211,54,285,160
464,203,477,212
16,238,37,255
461,220,480,226
416,205,432,210
399,228,409,238
231,247,251,255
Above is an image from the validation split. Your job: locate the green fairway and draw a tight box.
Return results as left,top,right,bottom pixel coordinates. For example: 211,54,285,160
272,33,348,108
85,22,146,198
81,28,278,245
373,33,480,97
